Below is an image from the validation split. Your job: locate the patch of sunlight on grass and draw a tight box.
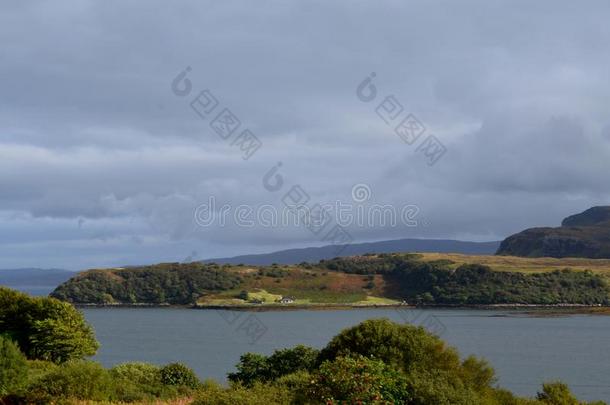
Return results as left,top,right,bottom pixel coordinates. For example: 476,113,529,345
246,289,283,303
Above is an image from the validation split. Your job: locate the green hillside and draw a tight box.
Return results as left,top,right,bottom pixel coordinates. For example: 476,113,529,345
51,253,610,307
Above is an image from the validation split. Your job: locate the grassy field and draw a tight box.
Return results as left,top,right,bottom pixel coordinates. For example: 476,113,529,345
417,253,610,280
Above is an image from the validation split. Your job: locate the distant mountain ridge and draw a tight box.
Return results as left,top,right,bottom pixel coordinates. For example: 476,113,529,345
205,238,501,265
497,206,610,258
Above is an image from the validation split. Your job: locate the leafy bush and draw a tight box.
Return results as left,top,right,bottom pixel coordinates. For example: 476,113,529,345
460,355,497,392
0,336,28,396
25,360,113,402
309,355,410,404
228,345,319,386
317,319,503,404
109,362,177,401
537,381,580,405
266,345,319,380
193,380,294,405
24,359,59,382
318,318,462,375
273,369,311,391
160,362,200,388
16,360,198,403
110,361,161,386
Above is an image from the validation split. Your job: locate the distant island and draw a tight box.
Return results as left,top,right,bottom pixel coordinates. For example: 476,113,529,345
51,253,610,308
497,206,610,258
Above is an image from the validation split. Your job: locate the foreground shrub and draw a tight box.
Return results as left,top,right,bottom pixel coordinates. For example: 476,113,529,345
25,360,113,401
318,318,464,376
110,362,177,401
193,380,294,405
460,355,497,392
401,369,484,405
274,369,311,391
0,336,28,396
20,360,195,403
24,359,59,383
537,382,581,405
160,362,200,389
316,319,522,404
110,362,161,387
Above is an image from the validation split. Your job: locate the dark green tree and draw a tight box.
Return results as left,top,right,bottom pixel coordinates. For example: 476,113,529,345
266,345,319,381
0,287,99,363
228,353,270,386
317,319,499,404
228,345,319,386
318,318,462,375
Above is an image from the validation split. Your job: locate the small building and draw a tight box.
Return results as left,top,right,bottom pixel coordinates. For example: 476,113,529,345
279,296,295,304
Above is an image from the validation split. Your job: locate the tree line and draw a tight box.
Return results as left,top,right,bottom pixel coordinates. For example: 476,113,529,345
51,262,242,305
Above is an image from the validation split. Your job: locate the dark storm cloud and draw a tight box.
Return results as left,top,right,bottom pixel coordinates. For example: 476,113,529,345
1,0,610,269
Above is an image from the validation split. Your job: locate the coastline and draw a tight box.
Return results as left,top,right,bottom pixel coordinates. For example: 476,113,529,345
74,302,610,315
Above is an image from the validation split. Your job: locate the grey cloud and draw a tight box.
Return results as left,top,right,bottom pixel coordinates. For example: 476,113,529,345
2,0,610,269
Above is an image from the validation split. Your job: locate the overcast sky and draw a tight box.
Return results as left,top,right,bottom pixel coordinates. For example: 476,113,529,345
2,0,610,270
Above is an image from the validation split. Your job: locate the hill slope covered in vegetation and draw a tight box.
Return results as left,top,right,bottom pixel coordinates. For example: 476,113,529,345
52,253,610,307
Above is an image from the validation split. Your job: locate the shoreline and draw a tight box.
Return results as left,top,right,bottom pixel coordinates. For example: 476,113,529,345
74,302,610,314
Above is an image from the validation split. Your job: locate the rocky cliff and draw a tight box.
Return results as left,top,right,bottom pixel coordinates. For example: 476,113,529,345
496,207,610,258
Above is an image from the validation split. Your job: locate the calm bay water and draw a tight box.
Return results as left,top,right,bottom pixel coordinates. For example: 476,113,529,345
82,307,610,402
